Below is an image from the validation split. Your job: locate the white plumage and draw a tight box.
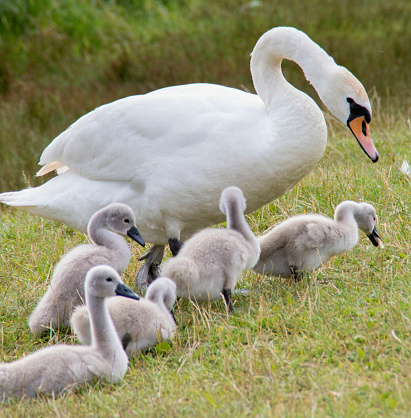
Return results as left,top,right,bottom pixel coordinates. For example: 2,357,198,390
0,27,378,280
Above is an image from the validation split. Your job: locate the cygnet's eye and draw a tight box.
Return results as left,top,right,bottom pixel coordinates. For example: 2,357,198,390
106,277,113,282
124,218,130,224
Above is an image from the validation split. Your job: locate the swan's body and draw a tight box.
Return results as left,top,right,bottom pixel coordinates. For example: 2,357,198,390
29,203,144,334
253,201,384,280
0,265,139,401
71,277,176,357
161,186,260,311
0,27,377,279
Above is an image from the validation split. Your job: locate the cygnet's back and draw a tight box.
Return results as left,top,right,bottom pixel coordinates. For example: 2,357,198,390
161,186,260,311
0,265,139,401
29,203,145,335
253,201,384,280
71,277,177,357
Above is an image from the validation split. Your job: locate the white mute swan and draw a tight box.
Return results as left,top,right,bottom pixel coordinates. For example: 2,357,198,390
253,201,384,281
160,186,260,311
71,277,176,357
0,27,378,284
29,203,144,334
0,265,139,401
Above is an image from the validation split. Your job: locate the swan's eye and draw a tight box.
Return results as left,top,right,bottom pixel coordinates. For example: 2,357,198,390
106,277,113,282
362,120,367,136
346,98,354,104
124,218,130,224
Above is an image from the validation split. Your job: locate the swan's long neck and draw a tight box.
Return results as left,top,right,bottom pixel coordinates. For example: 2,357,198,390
86,293,124,358
250,27,335,109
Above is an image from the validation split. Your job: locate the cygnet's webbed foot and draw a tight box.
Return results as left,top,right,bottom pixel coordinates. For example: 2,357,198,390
290,265,301,283
222,288,235,312
122,332,132,352
136,245,165,291
168,238,184,257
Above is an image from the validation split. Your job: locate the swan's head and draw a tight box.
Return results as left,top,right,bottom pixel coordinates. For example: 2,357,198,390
219,186,247,216
353,203,384,249
88,203,145,247
146,277,177,311
85,265,140,300
317,66,378,163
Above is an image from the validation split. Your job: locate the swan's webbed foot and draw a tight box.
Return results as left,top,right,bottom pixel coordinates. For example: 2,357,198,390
136,245,165,291
168,238,184,257
222,288,235,312
290,265,301,283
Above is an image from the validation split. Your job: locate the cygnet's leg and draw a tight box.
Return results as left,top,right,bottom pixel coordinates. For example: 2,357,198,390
170,308,177,325
136,245,165,289
290,265,301,283
122,333,132,352
222,289,235,312
168,238,184,257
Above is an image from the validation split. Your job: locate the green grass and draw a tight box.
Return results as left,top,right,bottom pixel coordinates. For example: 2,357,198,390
1,0,411,415
1,109,410,415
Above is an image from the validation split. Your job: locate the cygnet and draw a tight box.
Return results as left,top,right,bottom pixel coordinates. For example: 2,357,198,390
29,203,145,335
0,265,139,401
71,277,177,357
160,186,260,311
253,200,384,281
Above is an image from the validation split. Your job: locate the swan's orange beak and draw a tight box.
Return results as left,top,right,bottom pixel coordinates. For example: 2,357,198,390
348,116,378,163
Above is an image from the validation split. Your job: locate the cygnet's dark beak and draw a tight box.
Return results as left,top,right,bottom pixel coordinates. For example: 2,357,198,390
367,227,384,248
127,225,145,247
115,283,140,300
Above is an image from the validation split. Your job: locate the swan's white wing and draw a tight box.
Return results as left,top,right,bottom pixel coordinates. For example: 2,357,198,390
38,84,267,181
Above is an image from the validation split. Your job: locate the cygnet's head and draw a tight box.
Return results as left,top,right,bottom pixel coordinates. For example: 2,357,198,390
85,265,140,300
88,203,145,247
353,202,384,248
219,186,246,216
317,66,378,163
146,277,177,310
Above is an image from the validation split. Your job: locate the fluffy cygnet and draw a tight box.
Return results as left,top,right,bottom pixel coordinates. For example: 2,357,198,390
29,203,145,335
0,265,139,401
71,277,177,357
160,186,260,311
253,200,384,281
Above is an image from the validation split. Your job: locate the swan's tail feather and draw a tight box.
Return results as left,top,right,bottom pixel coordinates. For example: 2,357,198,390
0,187,47,208
36,161,68,177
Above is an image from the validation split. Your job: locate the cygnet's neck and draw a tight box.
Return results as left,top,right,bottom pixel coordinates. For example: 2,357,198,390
148,289,171,318
88,216,131,270
333,201,361,249
250,27,335,109
86,293,123,358
223,198,255,244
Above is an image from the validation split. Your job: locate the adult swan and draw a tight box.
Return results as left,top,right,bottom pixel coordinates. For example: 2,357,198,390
0,27,378,283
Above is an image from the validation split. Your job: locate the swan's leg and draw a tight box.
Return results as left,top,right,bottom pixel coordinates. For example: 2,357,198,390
222,288,235,312
168,238,184,257
136,245,165,290
290,265,301,283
